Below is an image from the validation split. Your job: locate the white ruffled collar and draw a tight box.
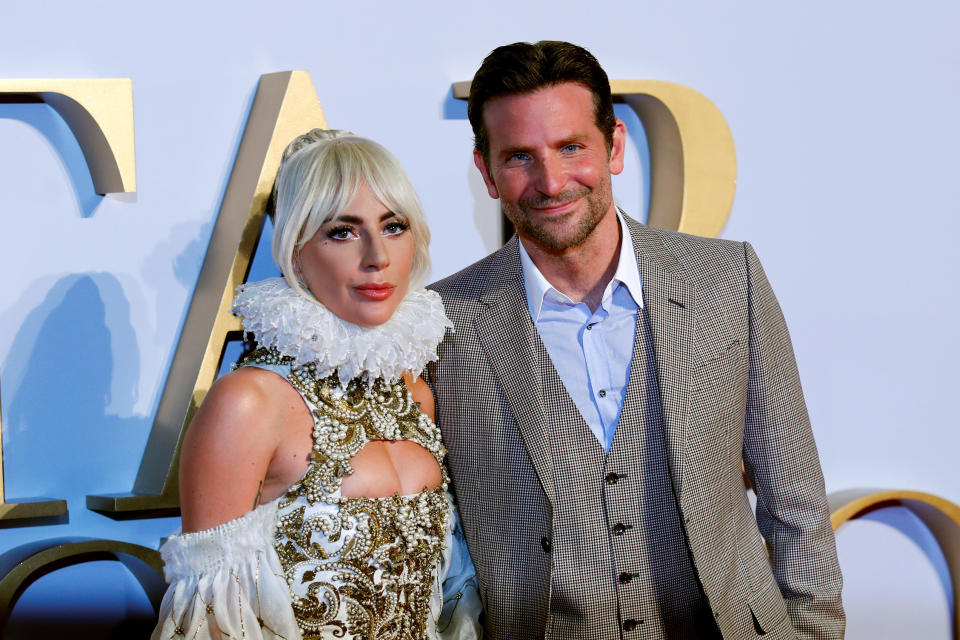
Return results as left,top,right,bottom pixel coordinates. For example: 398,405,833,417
231,277,452,383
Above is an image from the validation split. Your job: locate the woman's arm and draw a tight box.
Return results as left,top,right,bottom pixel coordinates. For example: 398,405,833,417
178,367,305,532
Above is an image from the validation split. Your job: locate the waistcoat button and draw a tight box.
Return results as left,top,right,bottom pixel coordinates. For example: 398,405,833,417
618,572,633,584
540,536,552,553
612,523,627,535
605,472,619,485
623,619,640,631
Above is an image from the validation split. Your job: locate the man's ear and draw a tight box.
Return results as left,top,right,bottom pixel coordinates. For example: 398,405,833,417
473,150,500,199
608,119,628,176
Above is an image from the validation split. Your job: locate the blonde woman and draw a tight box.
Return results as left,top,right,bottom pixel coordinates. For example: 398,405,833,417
152,130,481,640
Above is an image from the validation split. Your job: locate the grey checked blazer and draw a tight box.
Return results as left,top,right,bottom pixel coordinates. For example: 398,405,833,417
427,216,844,640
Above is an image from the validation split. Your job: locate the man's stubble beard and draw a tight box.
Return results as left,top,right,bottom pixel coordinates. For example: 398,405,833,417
501,175,614,252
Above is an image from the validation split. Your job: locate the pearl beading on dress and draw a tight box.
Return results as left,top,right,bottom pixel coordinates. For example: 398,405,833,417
241,346,450,639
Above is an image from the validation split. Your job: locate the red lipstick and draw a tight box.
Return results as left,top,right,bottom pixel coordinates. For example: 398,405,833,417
355,283,395,301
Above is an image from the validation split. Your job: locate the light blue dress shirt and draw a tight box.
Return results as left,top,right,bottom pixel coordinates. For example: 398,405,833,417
518,213,643,452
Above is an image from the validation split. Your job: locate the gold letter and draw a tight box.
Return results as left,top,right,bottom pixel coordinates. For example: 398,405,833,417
452,78,737,239
830,488,960,637
0,538,163,629
87,71,327,514
0,76,136,522
0,79,135,194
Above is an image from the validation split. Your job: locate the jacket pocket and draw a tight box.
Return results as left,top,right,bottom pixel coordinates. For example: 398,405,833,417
692,339,743,389
747,576,792,636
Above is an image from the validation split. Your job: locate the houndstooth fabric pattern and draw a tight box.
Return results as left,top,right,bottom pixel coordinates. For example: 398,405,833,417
543,305,714,639
427,216,844,640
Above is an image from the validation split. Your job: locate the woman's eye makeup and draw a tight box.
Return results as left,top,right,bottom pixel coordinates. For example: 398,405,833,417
383,219,409,235
323,217,408,241
326,225,354,240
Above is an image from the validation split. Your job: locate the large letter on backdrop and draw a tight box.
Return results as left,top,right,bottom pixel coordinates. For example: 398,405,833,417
0,77,136,523
87,71,327,514
0,78,135,194
452,79,737,239
611,80,736,238
0,538,164,631
830,489,960,638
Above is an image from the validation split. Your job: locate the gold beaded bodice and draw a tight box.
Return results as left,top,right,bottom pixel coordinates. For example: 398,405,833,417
240,347,451,640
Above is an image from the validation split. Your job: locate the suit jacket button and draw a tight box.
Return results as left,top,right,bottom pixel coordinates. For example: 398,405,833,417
613,523,627,535
605,472,619,485
618,572,633,584
540,536,552,553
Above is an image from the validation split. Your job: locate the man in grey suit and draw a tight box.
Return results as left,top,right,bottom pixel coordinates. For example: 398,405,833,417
428,41,844,639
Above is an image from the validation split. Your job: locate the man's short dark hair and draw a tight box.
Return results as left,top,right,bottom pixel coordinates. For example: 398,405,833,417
467,40,616,162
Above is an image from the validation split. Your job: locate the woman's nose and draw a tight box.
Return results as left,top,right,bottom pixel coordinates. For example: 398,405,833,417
362,235,390,269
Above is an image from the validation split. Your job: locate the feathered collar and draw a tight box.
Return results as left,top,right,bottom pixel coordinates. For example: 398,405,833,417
231,277,451,383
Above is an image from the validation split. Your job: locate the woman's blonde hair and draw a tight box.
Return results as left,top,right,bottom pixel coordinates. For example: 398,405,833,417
271,129,431,300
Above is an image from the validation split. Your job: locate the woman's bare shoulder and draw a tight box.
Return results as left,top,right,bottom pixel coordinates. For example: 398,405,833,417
178,366,305,531
208,365,298,409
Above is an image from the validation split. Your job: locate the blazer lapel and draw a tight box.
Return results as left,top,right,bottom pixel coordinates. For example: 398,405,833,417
474,239,556,505
626,218,695,501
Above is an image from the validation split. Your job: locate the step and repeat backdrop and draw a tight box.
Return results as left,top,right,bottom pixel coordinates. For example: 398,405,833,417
1,2,958,638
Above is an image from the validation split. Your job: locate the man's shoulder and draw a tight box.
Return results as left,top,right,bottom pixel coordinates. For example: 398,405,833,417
624,217,748,270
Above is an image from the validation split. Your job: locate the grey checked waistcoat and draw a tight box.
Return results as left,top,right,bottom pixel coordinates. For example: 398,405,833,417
543,306,714,639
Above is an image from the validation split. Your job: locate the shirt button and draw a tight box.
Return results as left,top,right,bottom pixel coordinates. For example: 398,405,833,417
618,572,633,584
540,536,552,553
586,323,595,330
623,619,641,631
605,472,619,485
598,389,607,398
613,523,627,535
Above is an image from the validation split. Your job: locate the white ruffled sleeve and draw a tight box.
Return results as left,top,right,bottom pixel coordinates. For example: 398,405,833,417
151,500,302,640
430,493,484,639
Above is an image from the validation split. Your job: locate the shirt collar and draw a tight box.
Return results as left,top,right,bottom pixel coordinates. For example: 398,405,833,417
518,211,644,322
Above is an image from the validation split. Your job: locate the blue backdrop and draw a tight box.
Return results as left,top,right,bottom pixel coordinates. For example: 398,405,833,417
1,2,959,637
